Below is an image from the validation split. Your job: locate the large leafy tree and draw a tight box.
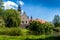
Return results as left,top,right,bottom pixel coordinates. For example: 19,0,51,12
3,9,21,27
28,21,54,35
28,21,42,35
52,15,60,27
43,22,54,34
0,8,5,27
0,8,4,16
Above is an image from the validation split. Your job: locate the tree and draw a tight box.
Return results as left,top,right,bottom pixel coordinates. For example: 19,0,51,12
3,9,21,27
52,15,60,27
43,22,54,34
0,8,5,27
28,21,42,35
28,21,54,35
0,0,4,8
0,8,4,16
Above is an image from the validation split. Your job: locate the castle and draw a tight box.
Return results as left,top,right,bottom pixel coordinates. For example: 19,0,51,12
18,5,30,28
18,4,46,28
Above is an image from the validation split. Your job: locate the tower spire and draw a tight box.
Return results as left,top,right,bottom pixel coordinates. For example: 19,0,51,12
18,4,21,12
17,0,21,14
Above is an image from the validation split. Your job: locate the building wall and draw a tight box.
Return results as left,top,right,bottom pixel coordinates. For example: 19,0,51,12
21,13,29,27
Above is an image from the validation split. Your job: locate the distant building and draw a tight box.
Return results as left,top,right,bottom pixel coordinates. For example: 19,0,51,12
17,4,30,28
21,12,29,28
33,18,46,24
18,4,46,28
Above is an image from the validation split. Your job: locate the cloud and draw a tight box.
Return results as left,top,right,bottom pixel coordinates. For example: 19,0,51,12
3,1,18,9
21,10,24,13
19,1,24,6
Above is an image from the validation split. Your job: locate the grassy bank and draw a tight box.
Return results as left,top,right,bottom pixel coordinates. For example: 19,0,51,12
0,27,60,40
0,35,60,40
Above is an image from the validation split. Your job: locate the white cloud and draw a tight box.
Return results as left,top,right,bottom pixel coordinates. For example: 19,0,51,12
3,1,18,9
19,1,24,6
21,10,24,13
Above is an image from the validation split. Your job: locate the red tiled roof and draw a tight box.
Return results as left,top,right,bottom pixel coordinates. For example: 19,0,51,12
30,18,46,24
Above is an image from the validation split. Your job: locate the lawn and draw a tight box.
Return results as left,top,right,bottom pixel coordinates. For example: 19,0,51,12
0,35,60,40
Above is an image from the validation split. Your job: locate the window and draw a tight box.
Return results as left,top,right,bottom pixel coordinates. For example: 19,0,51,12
26,21,27,23
22,21,24,24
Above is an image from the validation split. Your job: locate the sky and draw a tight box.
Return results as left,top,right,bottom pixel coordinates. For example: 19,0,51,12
3,0,60,21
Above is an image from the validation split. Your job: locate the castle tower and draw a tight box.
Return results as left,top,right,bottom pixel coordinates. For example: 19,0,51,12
18,4,21,13
17,0,21,14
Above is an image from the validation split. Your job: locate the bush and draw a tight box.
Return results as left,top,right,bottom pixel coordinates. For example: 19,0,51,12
28,21,42,35
0,27,23,36
43,22,54,34
28,21,54,35
0,8,5,27
0,27,30,36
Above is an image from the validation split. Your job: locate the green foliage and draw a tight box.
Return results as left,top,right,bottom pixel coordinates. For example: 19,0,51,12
43,22,54,34
53,27,60,32
28,21,41,35
28,21,54,35
53,15,60,27
0,17,5,27
0,8,4,16
3,9,21,27
0,27,23,36
0,27,30,36
0,35,59,40
0,8,5,27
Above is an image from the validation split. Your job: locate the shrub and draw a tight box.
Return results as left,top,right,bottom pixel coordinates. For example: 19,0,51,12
28,21,42,35
0,27,30,36
28,21,54,35
43,22,54,34
0,27,23,36
0,8,5,27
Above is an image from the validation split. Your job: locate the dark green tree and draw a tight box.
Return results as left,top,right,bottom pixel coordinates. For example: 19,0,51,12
53,15,60,27
0,8,5,27
43,22,54,34
28,21,42,35
28,21,54,35
3,9,21,27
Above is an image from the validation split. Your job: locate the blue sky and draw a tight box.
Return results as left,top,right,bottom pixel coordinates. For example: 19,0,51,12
3,0,60,21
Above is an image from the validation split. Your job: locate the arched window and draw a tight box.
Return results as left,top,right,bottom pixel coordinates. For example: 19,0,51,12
26,21,27,23
22,21,24,24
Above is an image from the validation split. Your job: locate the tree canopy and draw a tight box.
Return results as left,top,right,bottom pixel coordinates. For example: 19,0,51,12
52,15,60,27
3,9,21,27
28,21,54,35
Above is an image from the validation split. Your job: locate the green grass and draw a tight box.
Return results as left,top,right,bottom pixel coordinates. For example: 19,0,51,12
0,27,59,40
0,35,46,40
0,34,59,40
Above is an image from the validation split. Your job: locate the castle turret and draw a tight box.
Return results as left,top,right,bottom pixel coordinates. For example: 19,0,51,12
17,0,21,14
18,4,21,14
